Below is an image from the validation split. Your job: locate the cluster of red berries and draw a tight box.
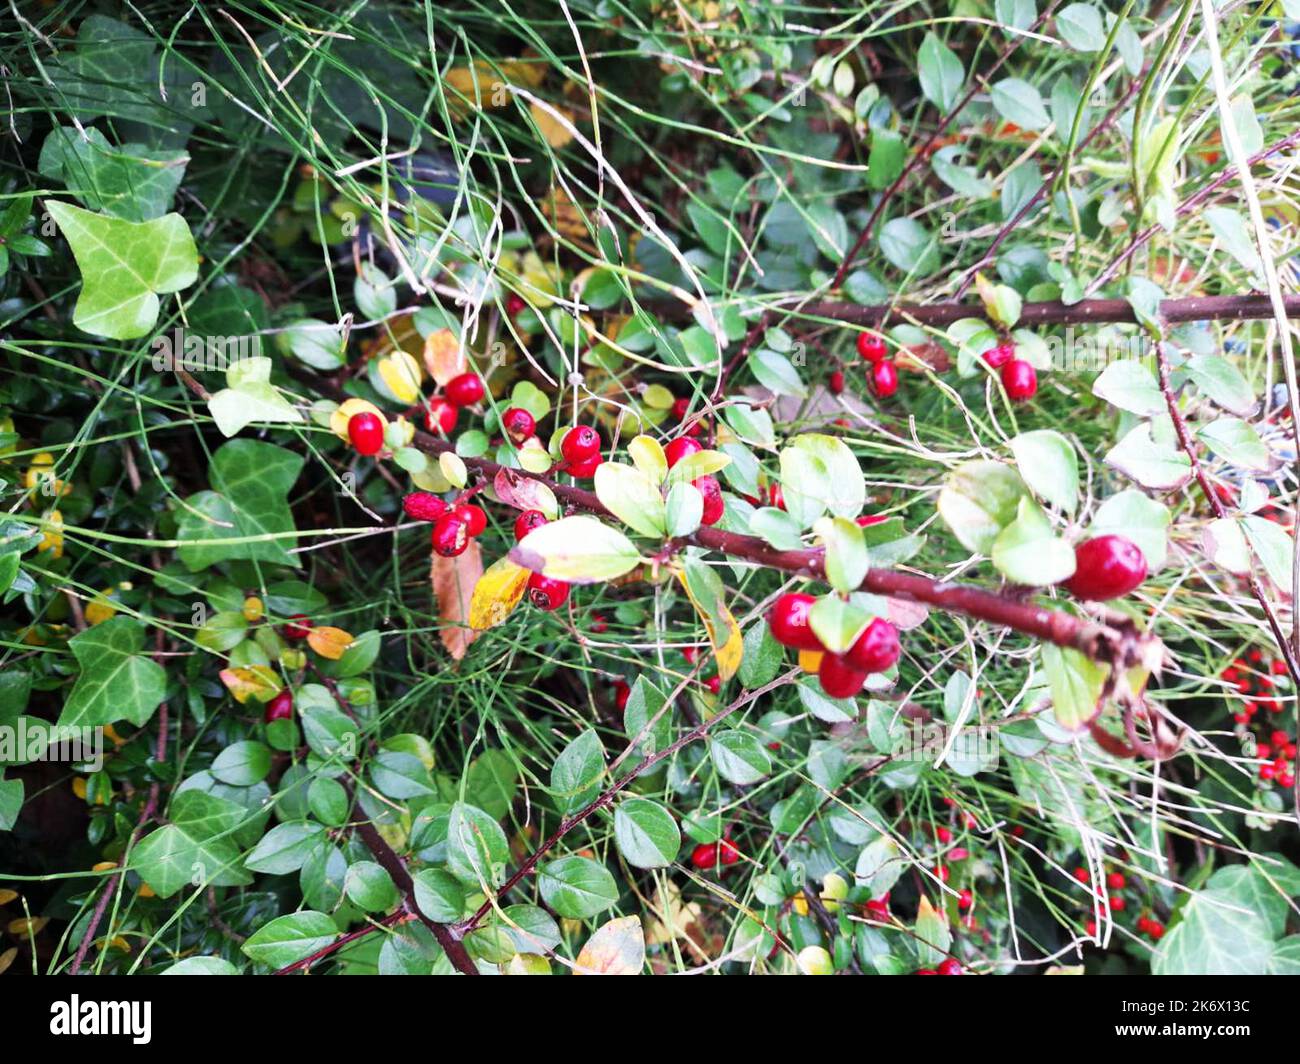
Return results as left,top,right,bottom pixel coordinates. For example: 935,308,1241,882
690,836,741,870
665,435,725,525
1254,729,1297,788
980,341,1037,403
856,331,899,399
1074,867,1164,940
403,490,488,559
768,592,901,698
1223,650,1289,723
916,958,964,975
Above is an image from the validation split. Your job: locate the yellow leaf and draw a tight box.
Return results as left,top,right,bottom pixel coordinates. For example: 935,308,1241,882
7,917,47,936
503,953,551,975
91,861,117,873
0,889,18,906
0,947,15,975
377,351,424,404
84,587,119,626
219,665,282,704
307,626,355,660
422,328,465,385
530,102,575,148
574,915,645,975
469,555,531,631
674,570,744,682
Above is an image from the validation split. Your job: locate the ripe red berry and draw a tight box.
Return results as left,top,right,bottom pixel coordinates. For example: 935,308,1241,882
768,592,823,651
1064,535,1148,601
560,425,601,465
845,617,900,673
445,373,485,407
1001,359,1037,401
1280,770,1296,788
935,825,952,844
936,958,963,975
425,397,458,435
454,503,487,537
283,614,313,640
958,888,973,911
664,436,703,468
857,514,886,527
1271,730,1290,746
501,407,536,443
514,509,548,541
982,342,1014,369
348,412,385,456
1146,920,1165,940
402,492,447,522
591,614,608,633
857,332,887,363
527,572,570,611
1106,872,1126,891
690,842,718,869
718,838,741,865
1260,763,1277,781
431,513,470,557
613,680,631,712
864,898,890,922
694,475,725,525
1109,895,1126,912
706,676,721,695
1073,867,1090,884
829,370,845,395
671,397,692,421
818,652,868,699
870,360,898,398
934,863,950,883
566,454,603,478
505,293,527,317
265,690,294,723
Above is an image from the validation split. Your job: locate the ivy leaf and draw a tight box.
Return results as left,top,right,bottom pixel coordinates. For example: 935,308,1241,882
59,616,167,728
46,201,198,340
177,440,304,572
207,357,303,438
39,126,188,221
131,791,253,897
1152,886,1274,975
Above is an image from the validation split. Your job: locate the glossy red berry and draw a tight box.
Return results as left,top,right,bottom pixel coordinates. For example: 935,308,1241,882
864,898,891,922
982,342,1014,369
845,617,900,673
454,503,487,537
936,958,964,975
1280,770,1296,788
501,407,536,443
1109,895,1126,912
1064,535,1148,601
566,454,603,478
819,652,868,699
1073,867,1090,884
768,592,823,652
283,614,313,640
613,680,631,712
870,359,898,398
934,826,952,844
527,572,570,611
560,425,601,464
348,412,385,456
425,397,458,435
514,509,548,541
402,492,447,522
706,676,721,695
664,436,703,468
695,475,725,525
671,397,691,421
265,690,294,723
857,332,887,363
958,888,973,911
1106,872,1126,891
505,293,527,317
1001,359,1037,401
445,373,485,407
718,838,741,865
690,842,719,869
829,370,845,395
431,513,470,557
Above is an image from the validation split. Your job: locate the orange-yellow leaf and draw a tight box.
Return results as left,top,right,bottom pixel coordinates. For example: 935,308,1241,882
219,665,282,704
7,916,47,936
422,328,465,385
574,915,645,975
468,554,529,632
307,626,355,660
530,102,575,148
0,889,18,906
0,947,15,976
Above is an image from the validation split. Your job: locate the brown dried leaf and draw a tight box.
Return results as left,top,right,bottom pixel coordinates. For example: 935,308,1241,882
432,538,484,660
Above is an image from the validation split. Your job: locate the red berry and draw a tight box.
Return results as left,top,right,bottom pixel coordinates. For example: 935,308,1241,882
682,646,699,665
560,425,601,464
690,842,719,869
265,690,294,723
403,492,447,522
864,898,890,921
506,293,527,317
916,969,939,976
857,332,887,363
845,617,900,673
283,614,313,640
431,513,470,557
664,436,703,468
768,592,823,652
870,360,898,398
718,838,740,865
768,482,785,511
445,373,485,407
613,680,631,712
958,888,973,911
348,412,385,456
1271,730,1289,746
1001,359,1037,401
694,475,725,525
1272,659,1289,675
514,509,548,541
1279,770,1295,788
706,676,721,695
934,826,952,844
566,454,603,478
1064,535,1148,601
934,863,949,883
1146,921,1164,940
1106,872,1126,891
1073,867,1090,884
948,847,969,862
829,370,845,395
1085,919,1098,936
1109,895,1125,912
591,614,608,634
982,342,1014,369
501,407,536,443
671,397,692,421
425,397,458,435
936,958,963,975
527,572,570,611
453,503,487,537
818,652,868,699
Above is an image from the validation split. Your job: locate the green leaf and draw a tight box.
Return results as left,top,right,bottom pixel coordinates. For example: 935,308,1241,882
244,820,325,874
131,791,253,897
1041,644,1108,730
664,481,703,537
1242,516,1295,592
160,957,240,975
242,911,338,969
1010,430,1078,513
1091,359,1166,416
46,201,198,339
208,356,303,438
738,621,783,689
624,676,672,766
854,836,906,897
551,729,605,814
990,78,1050,131
1091,490,1170,569
817,516,869,592
0,776,24,831
511,516,641,583
749,506,805,550
918,32,964,113
1104,423,1192,491
413,868,466,922
1184,354,1255,416
748,348,807,398
879,217,940,274
1056,3,1107,51
807,596,872,654
937,460,1029,553
613,798,681,868
914,895,952,967
538,856,619,918
211,740,272,787
1152,887,1275,975
991,498,1076,586
1197,418,1269,471
445,801,509,888
594,463,667,538
709,730,772,785
59,616,167,728
344,860,399,912
39,126,187,221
